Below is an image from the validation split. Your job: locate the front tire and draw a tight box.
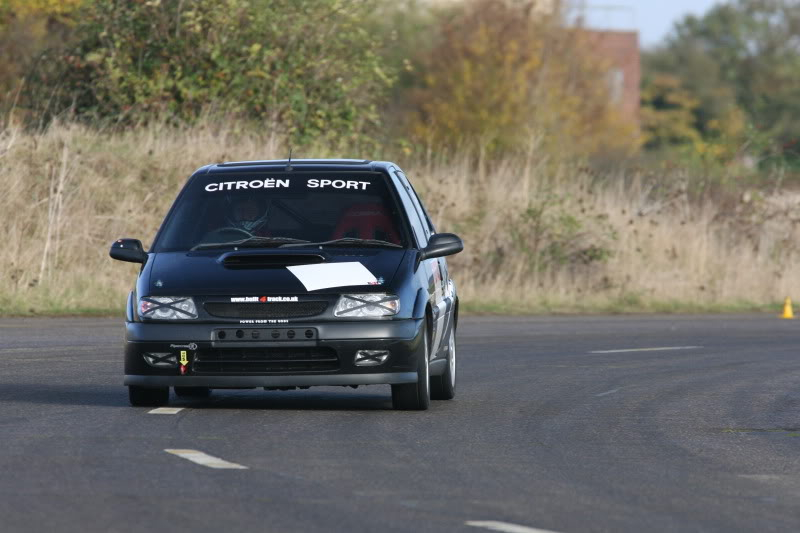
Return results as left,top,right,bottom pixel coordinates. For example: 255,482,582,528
392,323,431,410
431,327,456,400
128,386,169,407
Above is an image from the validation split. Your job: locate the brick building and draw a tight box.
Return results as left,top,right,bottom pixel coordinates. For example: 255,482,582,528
528,0,643,128
583,29,641,127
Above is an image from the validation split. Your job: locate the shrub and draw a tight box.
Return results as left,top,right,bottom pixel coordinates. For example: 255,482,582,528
24,0,394,146
403,0,639,157
0,0,84,109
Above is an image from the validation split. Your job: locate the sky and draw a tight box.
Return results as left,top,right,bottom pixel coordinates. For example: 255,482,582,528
577,0,723,48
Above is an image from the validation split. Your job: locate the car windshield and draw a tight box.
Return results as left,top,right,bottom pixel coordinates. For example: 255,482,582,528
153,172,409,252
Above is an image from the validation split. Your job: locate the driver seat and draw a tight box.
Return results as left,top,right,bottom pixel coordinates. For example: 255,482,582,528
332,203,400,244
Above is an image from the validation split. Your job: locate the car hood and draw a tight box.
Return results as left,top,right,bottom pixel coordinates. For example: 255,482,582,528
147,248,407,295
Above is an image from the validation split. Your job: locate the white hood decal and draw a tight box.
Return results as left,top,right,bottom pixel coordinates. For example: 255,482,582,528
287,262,377,292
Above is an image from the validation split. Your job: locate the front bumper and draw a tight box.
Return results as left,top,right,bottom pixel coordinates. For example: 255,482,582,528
124,319,424,388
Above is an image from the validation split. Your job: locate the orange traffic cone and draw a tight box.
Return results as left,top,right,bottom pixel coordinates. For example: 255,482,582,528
781,297,794,319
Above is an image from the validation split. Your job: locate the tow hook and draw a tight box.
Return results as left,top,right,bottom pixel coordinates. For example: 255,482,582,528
179,350,190,375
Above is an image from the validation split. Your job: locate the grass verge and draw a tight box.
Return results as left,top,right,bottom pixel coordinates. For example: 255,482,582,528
2,119,800,317
0,298,782,318
461,299,781,316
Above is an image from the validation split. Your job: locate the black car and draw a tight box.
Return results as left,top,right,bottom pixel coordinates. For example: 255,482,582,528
110,159,463,410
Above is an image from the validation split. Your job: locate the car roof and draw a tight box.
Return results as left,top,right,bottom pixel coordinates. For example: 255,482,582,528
198,159,397,174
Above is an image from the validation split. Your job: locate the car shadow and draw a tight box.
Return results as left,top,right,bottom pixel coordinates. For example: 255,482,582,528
175,388,395,411
0,382,397,411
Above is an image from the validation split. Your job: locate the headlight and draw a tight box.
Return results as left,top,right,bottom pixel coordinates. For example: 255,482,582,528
334,293,400,318
139,296,198,320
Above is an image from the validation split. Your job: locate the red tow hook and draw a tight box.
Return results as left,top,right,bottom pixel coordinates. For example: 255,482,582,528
179,350,190,375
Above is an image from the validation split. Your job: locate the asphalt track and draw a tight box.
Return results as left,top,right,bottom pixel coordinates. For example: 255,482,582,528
1,314,799,533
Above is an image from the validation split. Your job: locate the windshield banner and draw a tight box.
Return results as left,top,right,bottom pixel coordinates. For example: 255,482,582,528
204,178,371,192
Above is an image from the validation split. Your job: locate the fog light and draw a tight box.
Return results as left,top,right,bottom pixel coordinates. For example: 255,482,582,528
143,353,178,368
354,350,390,367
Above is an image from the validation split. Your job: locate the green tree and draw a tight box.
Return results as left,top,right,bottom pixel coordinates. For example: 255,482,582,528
25,0,395,146
0,0,84,109
645,0,800,160
640,74,701,149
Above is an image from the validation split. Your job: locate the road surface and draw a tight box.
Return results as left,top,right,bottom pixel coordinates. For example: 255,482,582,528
1,315,798,532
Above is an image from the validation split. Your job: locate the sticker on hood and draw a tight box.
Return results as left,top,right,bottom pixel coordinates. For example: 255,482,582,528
230,296,299,303
287,262,378,292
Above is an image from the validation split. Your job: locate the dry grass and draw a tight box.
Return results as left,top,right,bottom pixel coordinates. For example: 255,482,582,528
1,119,798,316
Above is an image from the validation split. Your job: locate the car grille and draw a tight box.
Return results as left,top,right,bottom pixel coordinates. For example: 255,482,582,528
192,347,339,374
204,301,328,319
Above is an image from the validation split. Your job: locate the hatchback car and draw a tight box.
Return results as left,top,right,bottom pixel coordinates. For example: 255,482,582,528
110,159,462,410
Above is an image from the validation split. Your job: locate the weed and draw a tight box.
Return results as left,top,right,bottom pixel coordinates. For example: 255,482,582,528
1,119,799,316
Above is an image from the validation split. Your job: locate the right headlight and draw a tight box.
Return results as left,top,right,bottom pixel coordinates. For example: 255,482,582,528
139,296,198,320
333,293,400,318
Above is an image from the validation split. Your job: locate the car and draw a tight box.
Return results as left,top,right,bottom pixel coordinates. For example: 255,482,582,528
110,159,463,410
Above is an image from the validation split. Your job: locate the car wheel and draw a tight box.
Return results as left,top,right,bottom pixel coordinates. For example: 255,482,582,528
128,386,169,407
392,323,431,410
431,327,456,400
174,386,212,398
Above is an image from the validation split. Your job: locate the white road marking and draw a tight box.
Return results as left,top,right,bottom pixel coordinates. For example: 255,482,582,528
148,407,184,415
589,346,702,354
164,449,248,469
739,474,786,481
466,521,562,533
595,387,621,397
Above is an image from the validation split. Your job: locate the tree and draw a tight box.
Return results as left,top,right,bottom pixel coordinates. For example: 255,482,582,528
645,0,800,160
23,0,394,146
0,0,84,108
640,74,702,149
404,0,639,157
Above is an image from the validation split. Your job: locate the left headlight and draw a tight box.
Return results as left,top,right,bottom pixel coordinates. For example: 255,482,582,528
334,293,400,318
139,296,198,320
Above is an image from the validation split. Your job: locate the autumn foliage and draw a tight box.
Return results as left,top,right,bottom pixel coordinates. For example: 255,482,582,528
405,0,639,156
0,0,643,156
0,0,84,101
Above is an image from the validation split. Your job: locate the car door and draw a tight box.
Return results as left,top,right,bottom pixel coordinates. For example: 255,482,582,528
394,169,453,359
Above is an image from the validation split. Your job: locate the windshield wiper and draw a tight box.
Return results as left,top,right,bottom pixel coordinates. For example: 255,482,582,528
191,236,311,251
281,237,403,249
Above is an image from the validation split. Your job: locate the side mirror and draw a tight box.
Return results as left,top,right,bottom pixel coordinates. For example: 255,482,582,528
420,233,463,260
110,238,148,264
